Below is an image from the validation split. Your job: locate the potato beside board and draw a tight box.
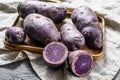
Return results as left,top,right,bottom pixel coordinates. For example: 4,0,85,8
4,1,105,61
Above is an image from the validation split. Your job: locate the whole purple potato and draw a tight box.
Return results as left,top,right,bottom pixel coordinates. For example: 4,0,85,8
68,50,93,77
60,23,85,51
23,13,60,45
43,42,68,69
71,5,99,31
5,27,26,44
82,26,103,50
17,1,67,22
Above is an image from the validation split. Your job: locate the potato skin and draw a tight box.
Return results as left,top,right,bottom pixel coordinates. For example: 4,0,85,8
60,23,85,51
71,6,103,50
17,1,66,22
5,27,26,44
82,26,103,50
23,13,60,45
71,5,99,31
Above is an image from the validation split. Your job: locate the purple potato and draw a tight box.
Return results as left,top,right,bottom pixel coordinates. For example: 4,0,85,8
5,27,26,44
82,26,103,50
71,5,99,31
23,13,60,45
68,50,93,77
17,1,67,22
60,23,85,51
43,42,68,69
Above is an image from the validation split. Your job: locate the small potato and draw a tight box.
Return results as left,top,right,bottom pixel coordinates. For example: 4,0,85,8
17,1,67,22
5,27,26,44
82,26,103,50
71,5,99,31
61,23,85,51
23,13,60,45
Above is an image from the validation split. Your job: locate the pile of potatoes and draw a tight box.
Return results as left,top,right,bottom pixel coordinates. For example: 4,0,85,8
5,1,103,77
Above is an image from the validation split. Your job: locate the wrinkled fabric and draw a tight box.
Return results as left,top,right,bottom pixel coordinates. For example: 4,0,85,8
0,0,120,80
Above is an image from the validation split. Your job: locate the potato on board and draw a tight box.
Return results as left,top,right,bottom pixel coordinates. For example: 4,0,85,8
60,23,85,51
5,27,26,44
23,13,60,45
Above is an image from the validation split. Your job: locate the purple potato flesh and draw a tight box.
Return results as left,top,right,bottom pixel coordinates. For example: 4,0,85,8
43,42,68,69
82,26,103,50
71,5,99,31
60,23,85,51
5,27,26,44
68,50,93,77
17,1,67,22
23,13,60,45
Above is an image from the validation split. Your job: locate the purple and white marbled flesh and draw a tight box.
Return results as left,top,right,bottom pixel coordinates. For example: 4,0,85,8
43,42,68,68
68,50,93,77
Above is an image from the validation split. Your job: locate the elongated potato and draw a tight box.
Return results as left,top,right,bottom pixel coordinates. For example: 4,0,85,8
23,13,60,45
17,1,67,22
71,5,99,31
71,6,103,50
60,23,85,51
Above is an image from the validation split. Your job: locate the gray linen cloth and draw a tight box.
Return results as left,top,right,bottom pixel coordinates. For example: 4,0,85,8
0,0,120,80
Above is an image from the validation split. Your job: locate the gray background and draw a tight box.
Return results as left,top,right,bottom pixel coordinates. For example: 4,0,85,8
0,59,119,80
0,59,40,80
